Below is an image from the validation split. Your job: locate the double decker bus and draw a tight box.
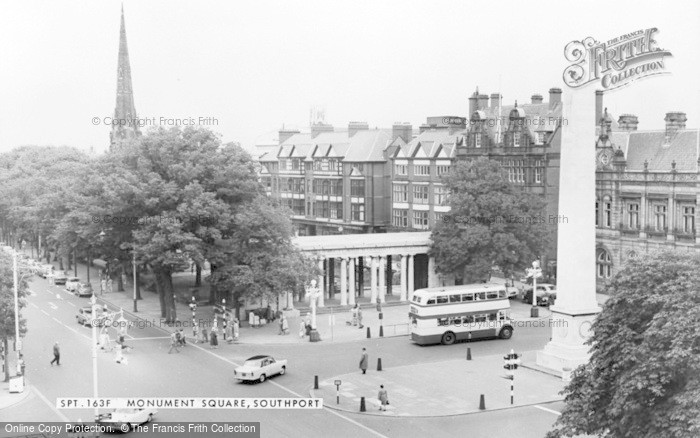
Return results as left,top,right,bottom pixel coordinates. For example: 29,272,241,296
409,284,514,345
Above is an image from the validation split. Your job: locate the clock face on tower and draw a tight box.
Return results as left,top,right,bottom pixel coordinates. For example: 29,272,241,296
597,149,612,167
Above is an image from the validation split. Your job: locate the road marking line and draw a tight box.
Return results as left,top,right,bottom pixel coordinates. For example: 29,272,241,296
41,309,50,316
67,301,75,307
52,317,89,340
534,405,562,416
186,342,388,438
32,385,70,422
48,302,58,310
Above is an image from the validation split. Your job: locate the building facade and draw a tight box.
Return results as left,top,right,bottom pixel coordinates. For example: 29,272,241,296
595,107,700,286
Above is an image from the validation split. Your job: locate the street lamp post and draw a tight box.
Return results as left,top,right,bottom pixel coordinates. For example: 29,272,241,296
90,294,99,421
307,280,321,342
12,251,21,374
132,251,137,312
526,260,543,318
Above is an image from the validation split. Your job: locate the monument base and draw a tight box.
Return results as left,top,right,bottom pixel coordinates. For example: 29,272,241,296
309,329,322,342
536,308,600,374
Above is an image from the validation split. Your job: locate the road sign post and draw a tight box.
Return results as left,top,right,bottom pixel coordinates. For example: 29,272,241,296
334,379,342,404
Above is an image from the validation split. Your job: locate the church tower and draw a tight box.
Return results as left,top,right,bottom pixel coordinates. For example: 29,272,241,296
110,4,140,151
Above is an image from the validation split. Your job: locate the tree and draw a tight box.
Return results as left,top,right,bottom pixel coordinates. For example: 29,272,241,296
0,251,29,382
429,157,550,283
548,251,700,438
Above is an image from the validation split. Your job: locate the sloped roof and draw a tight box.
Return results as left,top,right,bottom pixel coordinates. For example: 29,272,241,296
401,130,460,158
623,129,700,172
343,130,393,162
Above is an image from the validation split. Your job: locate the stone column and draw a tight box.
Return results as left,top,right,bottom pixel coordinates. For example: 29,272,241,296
369,256,378,303
340,258,348,306
537,89,601,373
348,258,356,305
407,254,415,295
428,255,437,287
400,254,408,301
317,258,325,308
666,196,674,242
378,256,386,303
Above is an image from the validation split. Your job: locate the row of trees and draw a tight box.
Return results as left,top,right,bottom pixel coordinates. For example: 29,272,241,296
0,127,317,323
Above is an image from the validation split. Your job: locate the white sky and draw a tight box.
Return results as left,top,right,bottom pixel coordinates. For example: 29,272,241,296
1,0,698,154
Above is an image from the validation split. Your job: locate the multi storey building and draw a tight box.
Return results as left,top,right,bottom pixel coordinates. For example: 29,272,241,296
595,106,700,286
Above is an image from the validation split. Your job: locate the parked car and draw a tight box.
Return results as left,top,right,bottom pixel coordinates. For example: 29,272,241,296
234,355,287,383
39,264,54,278
65,277,81,292
97,408,157,432
76,306,107,326
76,282,94,297
53,270,69,285
522,283,557,306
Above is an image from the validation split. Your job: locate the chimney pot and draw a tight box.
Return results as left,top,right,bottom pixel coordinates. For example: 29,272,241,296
665,111,687,139
531,94,543,104
548,87,562,110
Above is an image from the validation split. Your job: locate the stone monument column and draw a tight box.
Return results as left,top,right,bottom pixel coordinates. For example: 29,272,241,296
537,89,601,372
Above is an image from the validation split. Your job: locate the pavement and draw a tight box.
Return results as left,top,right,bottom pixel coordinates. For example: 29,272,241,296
310,350,565,416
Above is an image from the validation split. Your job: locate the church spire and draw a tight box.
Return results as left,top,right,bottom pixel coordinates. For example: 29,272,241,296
110,4,140,151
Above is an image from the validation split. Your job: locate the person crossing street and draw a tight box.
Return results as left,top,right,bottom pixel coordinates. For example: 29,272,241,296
168,332,180,354
50,342,60,366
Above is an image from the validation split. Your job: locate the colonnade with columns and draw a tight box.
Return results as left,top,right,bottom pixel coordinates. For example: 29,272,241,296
311,253,440,307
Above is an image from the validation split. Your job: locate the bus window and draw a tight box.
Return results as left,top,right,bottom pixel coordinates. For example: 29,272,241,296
426,298,436,305
449,294,461,303
486,291,498,299
411,295,420,303
436,296,448,304
475,292,486,300
488,313,497,321
474,314,487,323
437,318,449,326
462,293,473,301
498,290,506,298
498,310,507,320
463,315,474,324
449,317,462,326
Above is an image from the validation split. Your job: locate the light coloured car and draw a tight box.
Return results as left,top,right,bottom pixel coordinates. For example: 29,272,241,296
97,408,157,431
234,355,287,383
53,270,69,285
76,282,94,297
39,264,54,278
65,277,80,292
76,306,106,326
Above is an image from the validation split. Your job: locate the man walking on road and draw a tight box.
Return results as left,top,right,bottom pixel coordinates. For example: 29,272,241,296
359,347,368,374
168,332,180,354
50,342,60,366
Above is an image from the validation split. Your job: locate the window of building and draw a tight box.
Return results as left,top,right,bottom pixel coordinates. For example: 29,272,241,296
329,159,339,172
279,158,287,170
434,212,445,224
286,178,293,193
313,160,323,171
604,200,612,227
536,132,545,144
414,165,430,176
262,177,271,189
506,160,515,183
434,185,449,205
654,204,667,231
291,159,300,171
351,203,365,221
350,180,365,197
330,202,343,219
392,209,408,227
394,164,407,175
292,199,304,215
683,206,696,233
474,134,481,148
413,185,429,204
436,165,451,176
595,201,599,227
321,180,330,195
627,203,639,229
597,249,612,278
513,160,525,183
513,134,520,147
393,184,408,203
318,201,329,218
413,211,429,229
329,179,342,196
534,159,543,184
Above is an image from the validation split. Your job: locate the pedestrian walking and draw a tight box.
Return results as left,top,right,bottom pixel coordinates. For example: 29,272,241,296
378,385,389,411
17,354,25,376
359,347,368,374
225,321,233,344
201,326,209,344
299,320,306,338
100,278,106,296
357,307,364,329
210,327,219,349
233,318,240,342
178,329,187,347
279,315,289,335
192,321,199,343
50,342,60,366
168,332,180,354
107,277,113,294
351,304,359,326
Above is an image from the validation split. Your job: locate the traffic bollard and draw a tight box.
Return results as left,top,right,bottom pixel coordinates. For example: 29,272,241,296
479,394,486,410
360,397,366,412
377,358,382,371
379,325,384,337
314,375,319,390
366,327,371,338
467,348,472,361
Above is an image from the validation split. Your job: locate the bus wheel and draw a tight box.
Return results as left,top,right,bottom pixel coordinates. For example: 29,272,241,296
441,332,456,345
499,327,513,339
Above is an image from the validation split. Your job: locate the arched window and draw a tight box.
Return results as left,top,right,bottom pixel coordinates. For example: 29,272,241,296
627,250,638,260
597,249,612,279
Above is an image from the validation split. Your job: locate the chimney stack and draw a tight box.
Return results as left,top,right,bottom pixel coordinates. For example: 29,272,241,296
595,90,604,126
531,94,543,104
468,89,479,116
311,122,334,138
477,94,489,111
548,87,562,110
278,128,300,145
665,112,687,139
490,93,502,110
392,123,413,143
617,114,639,131
348,121,369,137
